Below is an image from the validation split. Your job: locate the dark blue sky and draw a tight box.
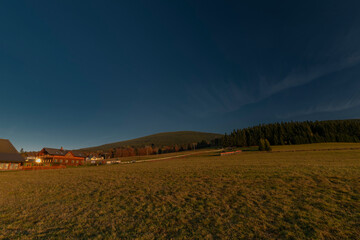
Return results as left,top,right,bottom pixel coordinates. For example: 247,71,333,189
1,1,360,150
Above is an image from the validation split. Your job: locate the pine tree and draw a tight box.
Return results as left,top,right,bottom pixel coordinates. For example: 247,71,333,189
264,139,272,151
223,133,230,147
258,138,265,151
220,119,360,148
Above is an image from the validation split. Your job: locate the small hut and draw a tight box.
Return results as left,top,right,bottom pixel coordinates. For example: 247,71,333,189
0,139,25,170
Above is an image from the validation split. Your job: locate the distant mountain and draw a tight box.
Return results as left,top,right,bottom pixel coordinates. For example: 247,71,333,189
80,131,223,152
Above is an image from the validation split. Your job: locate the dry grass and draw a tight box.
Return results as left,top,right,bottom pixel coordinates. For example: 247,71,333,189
1,143,360,239
271,142,360,151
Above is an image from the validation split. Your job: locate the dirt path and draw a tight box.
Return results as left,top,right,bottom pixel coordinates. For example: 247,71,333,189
121,149,221,164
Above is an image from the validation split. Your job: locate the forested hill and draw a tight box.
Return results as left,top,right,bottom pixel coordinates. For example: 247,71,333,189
222,119,360,147
81,131,222,151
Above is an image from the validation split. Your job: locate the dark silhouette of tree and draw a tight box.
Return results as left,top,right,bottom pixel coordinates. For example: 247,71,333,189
218,119,360,148
264,139,272,151
258,139,265,151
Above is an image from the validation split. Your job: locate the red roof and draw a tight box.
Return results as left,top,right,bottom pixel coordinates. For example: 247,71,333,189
42,148,86,158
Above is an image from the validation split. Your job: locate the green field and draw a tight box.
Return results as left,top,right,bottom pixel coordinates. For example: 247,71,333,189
1,143,360,239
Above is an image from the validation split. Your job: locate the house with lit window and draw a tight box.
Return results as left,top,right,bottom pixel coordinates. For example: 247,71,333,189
85,154,105,165
0,139,25,170
25,152,37,162
86,155,105,161
37,147,86,166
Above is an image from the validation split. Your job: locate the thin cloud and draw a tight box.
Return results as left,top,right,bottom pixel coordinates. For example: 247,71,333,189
278,96,360,119
184,27,360,117
260,28,360,99
186,53,360,116
262,53,360,98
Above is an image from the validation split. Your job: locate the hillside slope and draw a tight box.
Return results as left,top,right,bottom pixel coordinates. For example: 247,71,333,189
80,131,222,151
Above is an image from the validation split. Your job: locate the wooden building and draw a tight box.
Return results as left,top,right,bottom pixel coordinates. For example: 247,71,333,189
25,152,37,162
0,139,25,170
37,147,86,166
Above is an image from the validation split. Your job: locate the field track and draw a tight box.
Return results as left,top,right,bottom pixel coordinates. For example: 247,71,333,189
122,149,221,163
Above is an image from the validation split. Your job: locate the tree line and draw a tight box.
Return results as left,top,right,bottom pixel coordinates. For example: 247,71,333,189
219,119,360,147
23,119,360,158
84,140,213,159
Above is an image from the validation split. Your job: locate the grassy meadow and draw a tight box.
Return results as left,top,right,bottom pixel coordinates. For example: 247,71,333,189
271,142,360,151
1,143,360,239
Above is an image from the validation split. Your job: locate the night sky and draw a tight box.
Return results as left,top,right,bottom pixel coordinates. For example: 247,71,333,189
1,1,360,151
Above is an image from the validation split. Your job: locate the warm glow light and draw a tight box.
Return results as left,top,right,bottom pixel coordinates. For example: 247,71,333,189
35,159,42,163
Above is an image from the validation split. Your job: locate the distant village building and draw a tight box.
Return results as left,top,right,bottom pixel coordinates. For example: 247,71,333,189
37,147,86,166
0,139,25,170
25,152,37,162
86,155,105,161
86,154,105,165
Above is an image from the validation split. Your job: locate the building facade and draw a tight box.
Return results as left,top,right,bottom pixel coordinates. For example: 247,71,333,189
37,147,86,166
